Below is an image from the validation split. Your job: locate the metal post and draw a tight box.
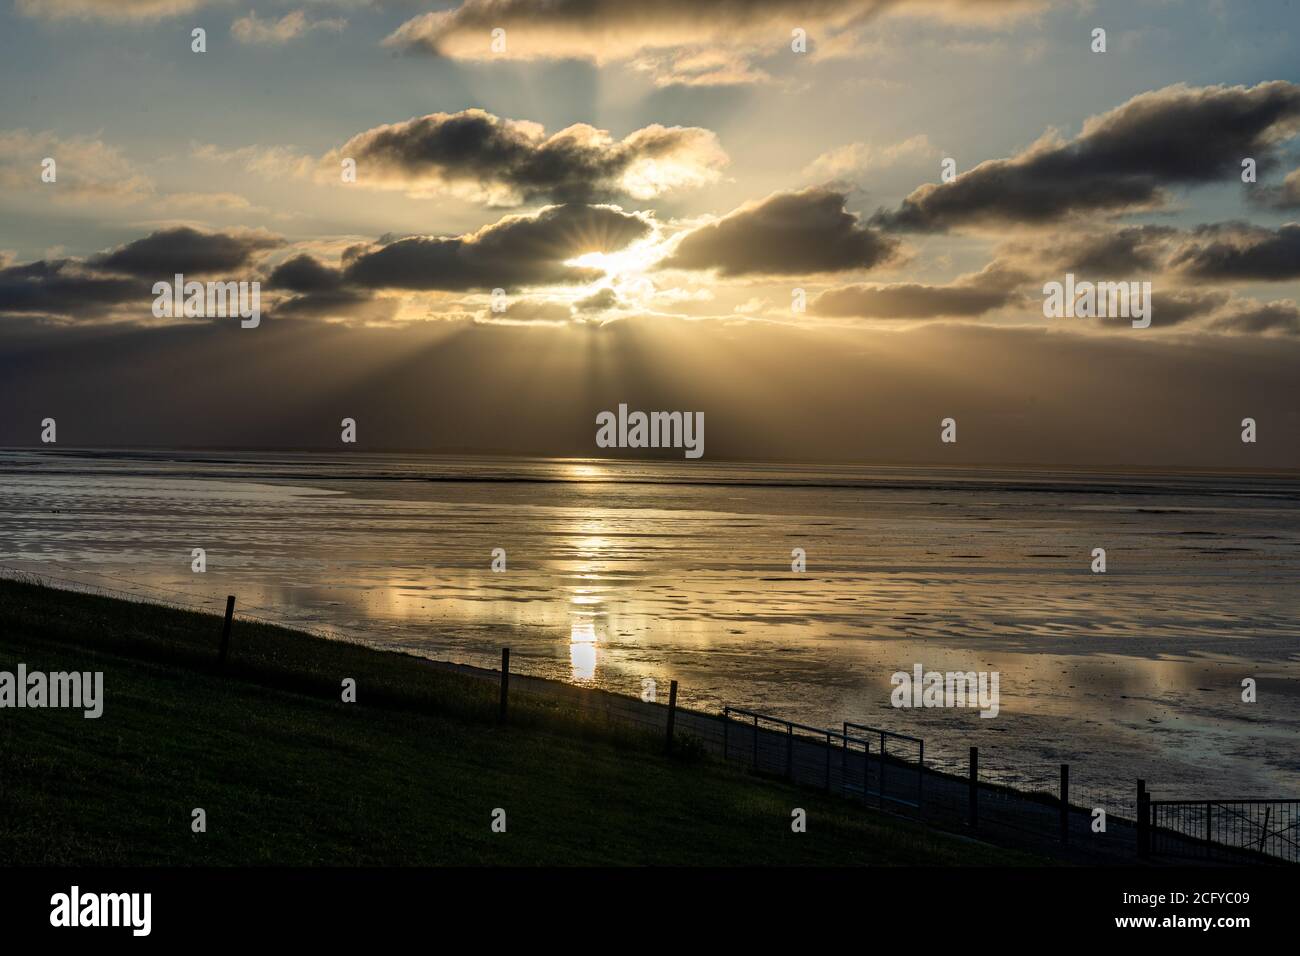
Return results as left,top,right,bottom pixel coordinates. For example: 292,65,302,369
218,595,235,666
665,680,678,754
969,747,979,828
1060,764,1070,845
1205,801,1212,846
498,648,510,722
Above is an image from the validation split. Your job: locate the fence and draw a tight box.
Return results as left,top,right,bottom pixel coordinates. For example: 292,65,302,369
721,707,870,797
843,722,923,809
1147,799,1300,864
3,564,1295,865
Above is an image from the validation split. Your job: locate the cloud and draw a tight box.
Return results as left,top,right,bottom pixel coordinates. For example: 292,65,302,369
872,82,1300,231
0,227,287,322
268,254,346,293
0,258,143,320
803,134,936,180
90,226,285,278
662,187,900,276
1273,168,1300,208
15,0,202,19
1207,298,1300,334
1001,225,1179,277
1142,289,1232,327
153,191,256,213
386,0,1044,85
0,129,153,204
1169,222,1300,281
812,261,1027,318
341,204,654,291
326,109,727,205
231,10,347,45
574,287,623,313
191,141,316,180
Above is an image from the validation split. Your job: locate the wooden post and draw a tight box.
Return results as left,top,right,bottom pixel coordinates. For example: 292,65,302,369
917,739,925,810
218,595,235,666
498,648,510,722
879,732,887,809
665,679,678,754
1059,763,1070,845
786,724,793,779
862,741,870,804
1137,779,1148,859
968,746,979,828
722,707,730,760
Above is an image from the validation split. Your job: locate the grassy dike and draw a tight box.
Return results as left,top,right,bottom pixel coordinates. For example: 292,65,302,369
0,577,1041,866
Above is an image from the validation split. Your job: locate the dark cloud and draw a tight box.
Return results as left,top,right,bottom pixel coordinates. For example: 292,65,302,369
812,262,1026,318
1170,223,1300,281
1207,299,1300,334
872,82,1300,232
574,287,622,313
91,226,284,277
344,203,651,291
1277,168,1300,208
332,109,725,205
268,254,346,293
1031,225,1178,276
0,258,143,319
663,188,900,276
271,288,400,324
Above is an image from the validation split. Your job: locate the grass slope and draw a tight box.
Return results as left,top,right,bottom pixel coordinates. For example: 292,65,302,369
0,578,1040,866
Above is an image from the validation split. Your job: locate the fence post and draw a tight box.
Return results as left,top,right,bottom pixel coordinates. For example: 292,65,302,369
1137,779,1149,859
917,739,925,811
879,731,887,809
218,595,235,666
1060,763,1070,845
498,648,510,722
842,723,852,785
786,725,793,779
968,746,979,828
824,731,831,792
722,707,729,760
752,714,759,769
862,740,870,804
665,680,678,754
1205,801,1212,846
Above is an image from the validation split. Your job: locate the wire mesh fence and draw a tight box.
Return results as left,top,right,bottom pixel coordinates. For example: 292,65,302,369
1149,800,1300,864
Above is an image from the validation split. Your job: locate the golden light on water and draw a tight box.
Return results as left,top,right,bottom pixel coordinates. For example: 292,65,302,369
569,619,598,680
566,516,612,681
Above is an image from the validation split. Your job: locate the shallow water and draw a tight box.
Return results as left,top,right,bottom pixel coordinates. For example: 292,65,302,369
2,449,1297,805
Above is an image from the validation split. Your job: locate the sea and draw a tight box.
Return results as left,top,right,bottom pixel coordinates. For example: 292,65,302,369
2,449,1297,805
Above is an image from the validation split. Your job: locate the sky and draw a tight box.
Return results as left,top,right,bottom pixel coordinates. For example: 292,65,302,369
1,0,1298,467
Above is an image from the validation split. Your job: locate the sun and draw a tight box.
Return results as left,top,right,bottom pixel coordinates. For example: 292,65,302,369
565,238,663,281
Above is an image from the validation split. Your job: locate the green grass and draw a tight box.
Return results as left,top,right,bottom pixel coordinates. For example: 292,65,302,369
0,577,1042,865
